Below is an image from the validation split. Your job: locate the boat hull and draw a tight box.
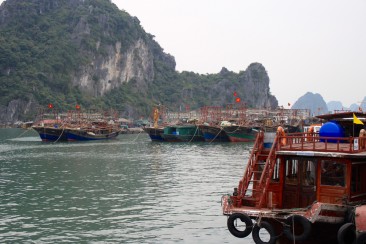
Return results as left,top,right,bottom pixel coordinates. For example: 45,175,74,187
143,127,164,141
67,129,119,141
162,125,204,142
199,125,229,142
32,126,68,142
224,125,257,142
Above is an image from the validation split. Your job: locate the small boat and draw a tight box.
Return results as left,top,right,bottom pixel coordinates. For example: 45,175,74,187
143,127,165,141
161,124,204,142
198,124,230,142
222,111,366,243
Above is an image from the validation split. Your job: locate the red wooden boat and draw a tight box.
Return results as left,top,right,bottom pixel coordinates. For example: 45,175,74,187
222,112,366,244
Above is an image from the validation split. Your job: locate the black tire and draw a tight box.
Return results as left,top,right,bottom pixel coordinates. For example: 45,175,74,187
227,213,253,238
338,223,356,244
357,232,366,244
252,221,277,244
283,215,312,242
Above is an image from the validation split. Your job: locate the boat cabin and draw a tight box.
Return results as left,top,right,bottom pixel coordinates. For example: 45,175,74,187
222,112,366,244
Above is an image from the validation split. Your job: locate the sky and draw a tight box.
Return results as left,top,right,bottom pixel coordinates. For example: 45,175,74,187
2,0,366,108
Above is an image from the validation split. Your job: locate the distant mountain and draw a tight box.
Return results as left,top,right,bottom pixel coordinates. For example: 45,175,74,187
291,92,328,116
327,101,344,112
350,104,360,112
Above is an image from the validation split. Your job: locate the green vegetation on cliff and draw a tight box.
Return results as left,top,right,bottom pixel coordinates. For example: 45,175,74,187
0,0,277,122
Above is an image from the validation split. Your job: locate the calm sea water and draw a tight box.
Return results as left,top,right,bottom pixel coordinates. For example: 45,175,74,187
0,128,256,243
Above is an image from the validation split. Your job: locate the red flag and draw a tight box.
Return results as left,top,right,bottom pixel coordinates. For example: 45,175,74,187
48,103,53,109
75,104,81,110
233,91,237,97
235,97,241,103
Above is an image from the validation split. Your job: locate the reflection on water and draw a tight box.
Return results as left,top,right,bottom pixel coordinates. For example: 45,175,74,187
0,128,255,243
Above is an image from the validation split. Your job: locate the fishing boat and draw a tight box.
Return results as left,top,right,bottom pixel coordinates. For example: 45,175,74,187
222,112,366,244
198,123,230,142
161,124,204,142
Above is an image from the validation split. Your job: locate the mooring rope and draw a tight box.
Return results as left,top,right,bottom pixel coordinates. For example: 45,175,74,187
13,128,31,139
188,125,199,143
209,127,224,144
132,129,143,142
53,125,67,143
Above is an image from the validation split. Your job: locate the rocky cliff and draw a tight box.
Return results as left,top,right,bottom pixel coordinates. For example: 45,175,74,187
0,0,277,124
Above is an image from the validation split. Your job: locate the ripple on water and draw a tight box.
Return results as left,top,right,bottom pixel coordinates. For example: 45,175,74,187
0,130,255,243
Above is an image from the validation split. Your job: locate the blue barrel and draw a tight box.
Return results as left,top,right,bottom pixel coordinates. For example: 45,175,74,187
319,121,344,143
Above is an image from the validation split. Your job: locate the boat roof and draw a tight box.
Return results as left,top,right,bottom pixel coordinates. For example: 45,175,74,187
316,111,366,122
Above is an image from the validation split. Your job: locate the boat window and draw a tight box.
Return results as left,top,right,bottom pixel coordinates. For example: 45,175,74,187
321,160,346,187
271,158,280,183
301,160,316,186
285,159,298,185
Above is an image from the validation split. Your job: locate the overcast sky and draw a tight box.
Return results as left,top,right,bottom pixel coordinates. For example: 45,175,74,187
113,0,366,108
2,0,366,108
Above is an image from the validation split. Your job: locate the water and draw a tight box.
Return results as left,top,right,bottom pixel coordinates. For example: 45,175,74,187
0,128,256,243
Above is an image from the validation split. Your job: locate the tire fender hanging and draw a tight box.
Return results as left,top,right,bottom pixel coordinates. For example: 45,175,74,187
227,213,253,238
337,223,356,244
283,215,312,242
252,220,277,244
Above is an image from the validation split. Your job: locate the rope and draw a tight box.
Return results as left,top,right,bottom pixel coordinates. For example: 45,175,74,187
132,129,143,142
52,120,69,143
188,125,199,143
53,126,66,143
13,128,31,139
209,127,224,144
223,125,241,134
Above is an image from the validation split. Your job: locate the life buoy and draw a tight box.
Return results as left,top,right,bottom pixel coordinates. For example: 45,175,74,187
252,220,277,244
277,126,287,146
308,126,314,142
337,223,356,244
283,215,312,242
227,213,253,238
357,232,366,244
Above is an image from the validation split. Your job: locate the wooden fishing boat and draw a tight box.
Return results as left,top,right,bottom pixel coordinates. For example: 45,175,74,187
198,124,230,142
222,112,366,244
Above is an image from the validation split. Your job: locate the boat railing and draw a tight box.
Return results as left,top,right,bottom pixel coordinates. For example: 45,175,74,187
277,132,366,153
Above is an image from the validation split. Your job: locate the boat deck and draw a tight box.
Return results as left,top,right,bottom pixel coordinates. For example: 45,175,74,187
276,134,366,156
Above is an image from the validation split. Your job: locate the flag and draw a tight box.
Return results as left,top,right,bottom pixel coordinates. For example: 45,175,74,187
353,113,364,125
